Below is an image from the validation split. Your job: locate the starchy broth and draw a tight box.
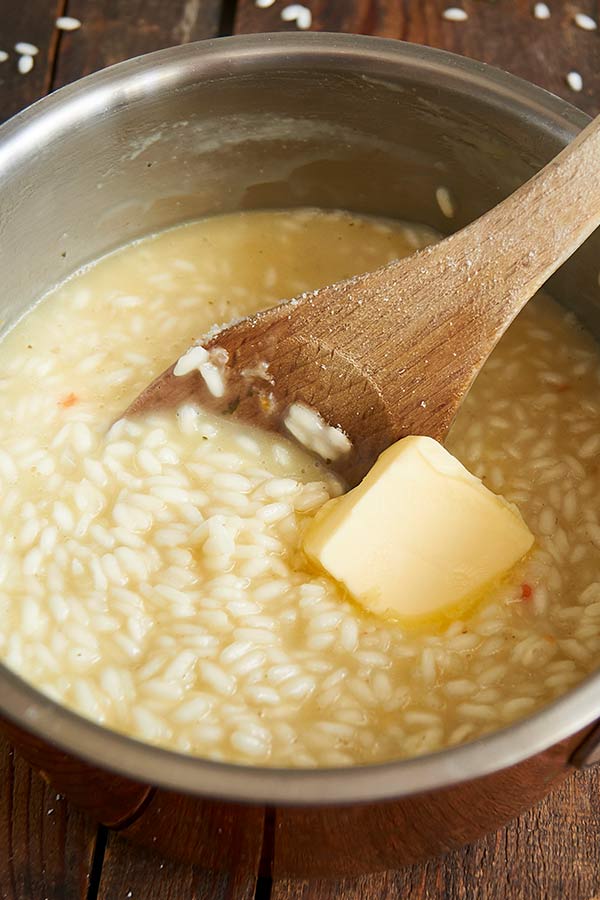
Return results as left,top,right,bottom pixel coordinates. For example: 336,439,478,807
0,208,599,767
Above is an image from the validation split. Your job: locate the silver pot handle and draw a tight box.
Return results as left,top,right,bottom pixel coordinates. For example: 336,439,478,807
570,721,600,768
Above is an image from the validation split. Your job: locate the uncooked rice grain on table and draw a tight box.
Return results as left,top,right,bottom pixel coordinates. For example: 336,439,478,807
14,41,38,55
281,4,313,29
442,8,468,21
574,12,597,30
17,55,34,74
55,16,82,31
566,71,584,91
533,3,551,19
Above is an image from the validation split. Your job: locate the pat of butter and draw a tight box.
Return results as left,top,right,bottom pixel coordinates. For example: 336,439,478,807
302,436,534,626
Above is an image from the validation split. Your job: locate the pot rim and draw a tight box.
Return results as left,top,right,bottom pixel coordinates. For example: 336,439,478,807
0,32,597,806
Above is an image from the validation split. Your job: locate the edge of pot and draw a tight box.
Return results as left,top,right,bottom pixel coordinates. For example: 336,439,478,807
0,32,598,807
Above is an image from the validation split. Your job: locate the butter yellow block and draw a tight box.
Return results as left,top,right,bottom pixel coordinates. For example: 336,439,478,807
302,436,534,626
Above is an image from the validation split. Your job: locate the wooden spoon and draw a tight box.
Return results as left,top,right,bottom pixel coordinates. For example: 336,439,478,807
126,116,600,486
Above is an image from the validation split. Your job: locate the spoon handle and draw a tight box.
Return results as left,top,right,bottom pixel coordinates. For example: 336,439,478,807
127,114,600,481
304,113,600,443
424,111,600,335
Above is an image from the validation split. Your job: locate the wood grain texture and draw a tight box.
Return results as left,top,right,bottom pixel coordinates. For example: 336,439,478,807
0,735,98,900
1,715,153,830
96,831,258,900
52,0,224,90
270,769,600,899
0,0,67,122
235,0,600,116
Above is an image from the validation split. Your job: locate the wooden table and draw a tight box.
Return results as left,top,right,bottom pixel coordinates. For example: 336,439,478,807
1,2,599,898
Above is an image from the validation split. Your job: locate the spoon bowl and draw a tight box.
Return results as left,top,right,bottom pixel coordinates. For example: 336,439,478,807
127,114,600,484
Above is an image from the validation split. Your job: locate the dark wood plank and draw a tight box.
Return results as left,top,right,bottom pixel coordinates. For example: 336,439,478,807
235,0,600,116
96,832,258,900
271,873,390,900
0,0,67,122
96,789,264,900
270,768,600,899
1,715,153,830
0,734,99,900
53,0,225,90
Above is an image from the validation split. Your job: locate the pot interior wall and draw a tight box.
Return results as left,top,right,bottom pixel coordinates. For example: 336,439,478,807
1,58,599,343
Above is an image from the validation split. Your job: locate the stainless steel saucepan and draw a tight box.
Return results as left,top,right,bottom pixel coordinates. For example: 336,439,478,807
0,33,598,877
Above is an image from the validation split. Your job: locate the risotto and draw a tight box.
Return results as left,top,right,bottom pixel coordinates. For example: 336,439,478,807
0,208,599,767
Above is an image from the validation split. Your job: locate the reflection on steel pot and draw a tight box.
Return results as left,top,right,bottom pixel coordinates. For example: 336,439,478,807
0,33,599,877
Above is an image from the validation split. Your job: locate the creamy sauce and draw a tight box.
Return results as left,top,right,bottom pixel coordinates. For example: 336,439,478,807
0,208,599,766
